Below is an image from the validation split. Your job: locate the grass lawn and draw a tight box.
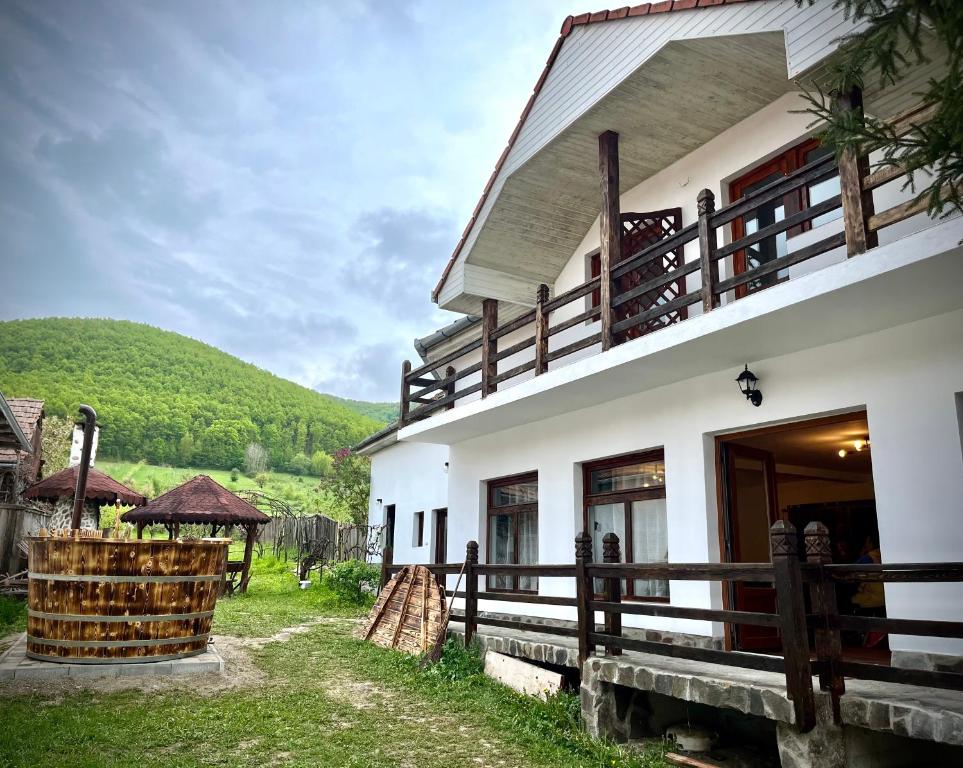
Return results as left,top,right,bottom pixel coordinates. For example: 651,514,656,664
0,556,668,768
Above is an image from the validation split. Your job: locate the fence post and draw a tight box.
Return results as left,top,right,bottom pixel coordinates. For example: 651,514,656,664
534,283,550,375
481,299,498,397
575,532,594,668
445,365,456,410
464,540,479,646
697,188,719,312
834,85,878,256
379,546,393,591
598,130,620,352
602,532,623,656
805,521,845,723
399,360,411,425
770,520,816,733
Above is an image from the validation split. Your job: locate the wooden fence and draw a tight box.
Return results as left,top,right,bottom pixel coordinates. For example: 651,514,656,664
384,520,963,734
399,91,939,425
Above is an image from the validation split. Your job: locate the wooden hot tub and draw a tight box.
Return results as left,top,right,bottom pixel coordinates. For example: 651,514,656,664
27,536,230,663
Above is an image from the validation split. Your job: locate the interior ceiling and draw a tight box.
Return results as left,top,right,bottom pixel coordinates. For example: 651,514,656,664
465,33,794,285
728,416,873,480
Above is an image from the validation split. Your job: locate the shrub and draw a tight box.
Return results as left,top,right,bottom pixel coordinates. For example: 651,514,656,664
254,471,269,488
230,467,239,482
324,559,380,605
425,637,485,683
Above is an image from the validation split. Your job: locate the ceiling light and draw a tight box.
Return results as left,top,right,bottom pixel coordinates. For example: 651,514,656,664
838,449,848,458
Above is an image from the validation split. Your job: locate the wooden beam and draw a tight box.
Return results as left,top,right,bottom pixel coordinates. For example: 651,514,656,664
239,524,257,593
834,87,877,256
697,188,719,312
598,131,620,351
399,360,411,425
534,283,550,375
481,299,498,397
444,366,456,410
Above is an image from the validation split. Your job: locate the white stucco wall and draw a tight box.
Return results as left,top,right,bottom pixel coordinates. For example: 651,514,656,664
441,308,963,657
366,440,450,566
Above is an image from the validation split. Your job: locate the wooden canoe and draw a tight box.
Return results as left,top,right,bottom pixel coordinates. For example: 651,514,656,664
362,565,445,655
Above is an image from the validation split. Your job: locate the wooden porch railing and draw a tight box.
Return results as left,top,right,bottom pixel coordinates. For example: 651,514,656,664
399,89,941,426
383,519,963,734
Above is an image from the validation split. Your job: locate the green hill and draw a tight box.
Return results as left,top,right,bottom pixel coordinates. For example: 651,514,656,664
326,396,397,424
0,318,388,472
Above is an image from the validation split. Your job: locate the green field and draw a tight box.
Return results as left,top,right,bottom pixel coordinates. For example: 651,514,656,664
99,461,350,521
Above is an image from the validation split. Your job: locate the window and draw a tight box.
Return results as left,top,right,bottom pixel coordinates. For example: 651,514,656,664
583,451,669,601
730,137,841,297
487,472,538,592
413,511,424,547
384,505,396,551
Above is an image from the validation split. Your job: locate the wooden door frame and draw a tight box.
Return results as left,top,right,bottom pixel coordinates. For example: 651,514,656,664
714,410,869,649
433,508,448,564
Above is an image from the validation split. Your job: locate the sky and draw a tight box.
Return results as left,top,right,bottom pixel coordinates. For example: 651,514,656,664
0,0,564,401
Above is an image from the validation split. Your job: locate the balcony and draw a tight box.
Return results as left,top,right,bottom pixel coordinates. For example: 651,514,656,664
399,98,963,443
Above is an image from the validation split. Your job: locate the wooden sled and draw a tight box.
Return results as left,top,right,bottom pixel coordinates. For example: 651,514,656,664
362,565,446,655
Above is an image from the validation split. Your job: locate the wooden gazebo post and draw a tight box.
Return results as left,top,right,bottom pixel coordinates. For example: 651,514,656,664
239,523,258,593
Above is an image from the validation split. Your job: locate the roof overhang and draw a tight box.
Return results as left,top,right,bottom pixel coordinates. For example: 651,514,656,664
436,31,795,315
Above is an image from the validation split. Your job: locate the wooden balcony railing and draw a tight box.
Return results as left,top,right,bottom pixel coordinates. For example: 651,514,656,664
399,89,941,426
383,520,963,735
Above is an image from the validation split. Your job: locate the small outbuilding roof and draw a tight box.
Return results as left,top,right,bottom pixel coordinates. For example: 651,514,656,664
0,396,41,460
26,465,147,506
121,475,270,527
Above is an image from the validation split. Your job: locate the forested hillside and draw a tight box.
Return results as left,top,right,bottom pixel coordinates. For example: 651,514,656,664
0,318,387,472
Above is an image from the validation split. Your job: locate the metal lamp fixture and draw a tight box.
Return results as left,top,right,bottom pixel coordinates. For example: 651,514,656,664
736,365,762,407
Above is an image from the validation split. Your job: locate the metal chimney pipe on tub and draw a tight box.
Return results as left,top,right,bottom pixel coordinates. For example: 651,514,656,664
70,404,97,531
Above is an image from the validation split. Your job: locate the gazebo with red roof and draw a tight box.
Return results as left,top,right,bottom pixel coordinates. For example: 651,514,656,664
25,465,146,531
121,475,269,593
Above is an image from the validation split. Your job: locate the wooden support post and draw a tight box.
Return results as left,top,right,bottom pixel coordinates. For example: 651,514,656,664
770,520,816,733
400,360,411,425
534,283,550,375
575,532,594,668
379,546,394,591
834,86,877,256
598,130,620,352
136,522,145,540
602,532,623,656
445,365,456,410
697,188,719,312
239,523,257,593
464,540,479,646
805,521,845,723
481,299,498,397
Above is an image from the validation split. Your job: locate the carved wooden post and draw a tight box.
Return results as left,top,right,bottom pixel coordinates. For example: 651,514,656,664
697,188,719,312
400,360,411,425
575,532,594,668
239,523,256,593
481,299,498,397
444,365,456,410
805,521,845,723
834,86,878,256
464,540,479,646
598,130,620,352
379,545,394,591
534,283,550,375
770,520,816,733
602,532,623,656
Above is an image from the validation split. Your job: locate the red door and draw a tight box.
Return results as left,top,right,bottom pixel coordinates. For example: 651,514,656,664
723,444,781,651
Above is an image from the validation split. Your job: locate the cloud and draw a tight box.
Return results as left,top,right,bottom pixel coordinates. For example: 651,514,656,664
0,0,563,402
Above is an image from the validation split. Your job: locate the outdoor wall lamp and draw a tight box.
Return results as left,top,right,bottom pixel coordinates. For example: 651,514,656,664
736,365,763,407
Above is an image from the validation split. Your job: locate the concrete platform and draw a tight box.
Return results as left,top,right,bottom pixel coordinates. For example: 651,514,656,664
0,634,224,681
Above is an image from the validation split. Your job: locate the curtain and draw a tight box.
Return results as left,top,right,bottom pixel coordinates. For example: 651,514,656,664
631,498,668,598
488,513,514,590
517,509,538,591
588,502,625,594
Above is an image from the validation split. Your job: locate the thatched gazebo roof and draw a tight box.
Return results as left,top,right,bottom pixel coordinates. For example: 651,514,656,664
121,475,269,527
26,465,147,506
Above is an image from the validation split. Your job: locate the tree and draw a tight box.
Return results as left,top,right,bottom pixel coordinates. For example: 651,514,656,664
177,432,195,466
39,415,72,475
289,452,312,476
244,442,269,477
800,1,963,219
310,450,333,478
319,448,371,524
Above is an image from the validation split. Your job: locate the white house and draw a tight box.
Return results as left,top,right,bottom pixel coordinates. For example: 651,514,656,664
358,0,963,725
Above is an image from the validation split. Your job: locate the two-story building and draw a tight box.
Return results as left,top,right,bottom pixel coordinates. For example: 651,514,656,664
358,2,962,762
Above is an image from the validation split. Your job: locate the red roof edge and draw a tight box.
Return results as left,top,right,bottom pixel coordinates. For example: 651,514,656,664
431,0,763,304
